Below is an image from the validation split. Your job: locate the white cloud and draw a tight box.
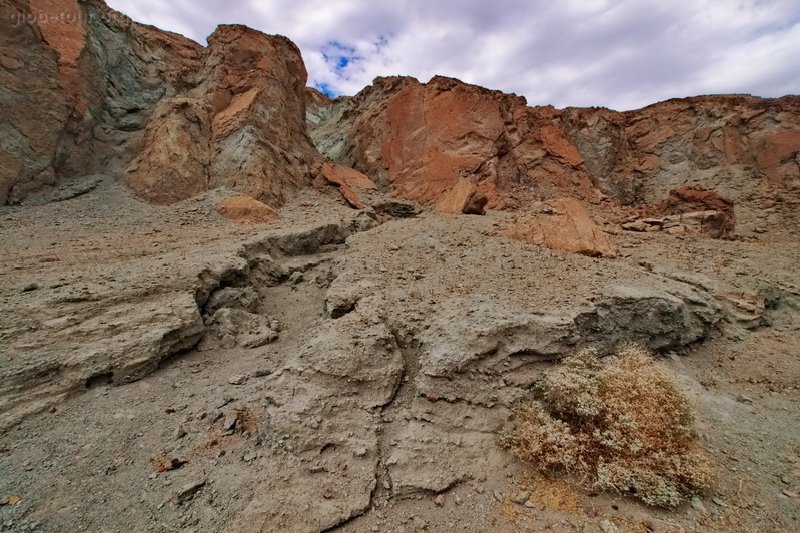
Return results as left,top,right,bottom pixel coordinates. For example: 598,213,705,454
106,0,800,110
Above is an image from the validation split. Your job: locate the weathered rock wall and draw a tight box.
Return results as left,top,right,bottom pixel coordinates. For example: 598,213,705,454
308,76,800,216
1,0,319,206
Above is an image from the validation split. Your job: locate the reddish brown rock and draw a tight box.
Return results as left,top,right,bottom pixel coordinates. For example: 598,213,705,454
128,25,319,205
0,0,69,204
3,1,318,206
310,80,799,227
29,0,86,99
500,198,618,257
317,162,377,209
435,179,487,215
126,99,212,204
309,76,599,211
2,0,799,221
561,96,800,208
217,195,280,224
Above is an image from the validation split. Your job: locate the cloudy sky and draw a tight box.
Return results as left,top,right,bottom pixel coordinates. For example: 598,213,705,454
107,0,799,111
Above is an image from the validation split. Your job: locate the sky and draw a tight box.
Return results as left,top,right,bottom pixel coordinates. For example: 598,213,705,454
106,0,800,111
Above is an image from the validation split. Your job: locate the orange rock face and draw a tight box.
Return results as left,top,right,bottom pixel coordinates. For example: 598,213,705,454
310,76,598,211
217,195,280,224
499,198,619,258
309,79,800,219
317,163,377,209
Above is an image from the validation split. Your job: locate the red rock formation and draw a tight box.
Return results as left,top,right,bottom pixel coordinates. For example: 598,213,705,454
561,96,800,207
2,0,318,207
128,25,319,205
309,76,599,211
316,162,377,209
2,0,798,226
1,0,70,204
308,79,800,226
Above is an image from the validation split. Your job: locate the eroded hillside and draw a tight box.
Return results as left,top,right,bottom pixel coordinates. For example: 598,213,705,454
1,1,799,532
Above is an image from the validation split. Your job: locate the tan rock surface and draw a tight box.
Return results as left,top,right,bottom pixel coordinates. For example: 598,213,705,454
500,198,619,257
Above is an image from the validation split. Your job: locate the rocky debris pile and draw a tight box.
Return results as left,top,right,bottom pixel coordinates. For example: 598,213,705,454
621,186,736,238
622,210,730,236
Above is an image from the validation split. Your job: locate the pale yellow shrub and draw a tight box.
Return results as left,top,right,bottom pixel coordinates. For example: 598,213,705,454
501,345,712,508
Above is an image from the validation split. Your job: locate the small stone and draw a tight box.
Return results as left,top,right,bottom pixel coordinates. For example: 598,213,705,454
690,495,707,513
736,394,754,405
289,271,304,285
176,480,206,505
223,413,238,431
599,520,619,533
782,489,799,498
173,426,187,440
434,494,445,507
474,486,485,494
492,490,503,502
712,497,727,507
242,452,257,463
353,447,368,458
454,495,463,506
511,490,530,504
216,397,234,409
228,375,247,386
21,283,39,293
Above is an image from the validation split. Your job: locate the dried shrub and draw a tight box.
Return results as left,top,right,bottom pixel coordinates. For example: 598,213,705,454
501,345,712,508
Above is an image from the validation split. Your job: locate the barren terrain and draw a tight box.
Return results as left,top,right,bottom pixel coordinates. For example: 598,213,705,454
1,178,799,532
1,0,799,531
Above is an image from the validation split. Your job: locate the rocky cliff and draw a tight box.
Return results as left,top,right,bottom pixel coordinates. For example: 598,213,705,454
1,0,319,206
307,77,800,221
2,0,799,233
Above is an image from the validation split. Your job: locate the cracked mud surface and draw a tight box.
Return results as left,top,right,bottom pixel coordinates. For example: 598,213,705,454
1,182,799,532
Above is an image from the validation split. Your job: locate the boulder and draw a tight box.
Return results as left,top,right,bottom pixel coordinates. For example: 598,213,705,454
217,195,280,224
500,198,618,257
435,179,488,215
317,162,377,209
